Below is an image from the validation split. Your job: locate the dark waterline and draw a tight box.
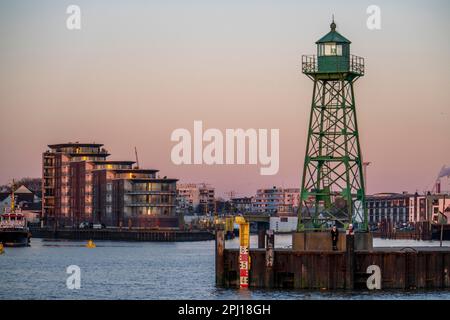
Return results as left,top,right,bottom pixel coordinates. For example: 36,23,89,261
1,236,450,300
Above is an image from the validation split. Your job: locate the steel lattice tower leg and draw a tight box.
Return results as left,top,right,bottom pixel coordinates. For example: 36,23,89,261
297,76,367,231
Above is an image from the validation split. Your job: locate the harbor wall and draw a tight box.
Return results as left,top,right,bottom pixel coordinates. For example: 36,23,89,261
219,248,450,290
30,228,214,242
216,232,450,290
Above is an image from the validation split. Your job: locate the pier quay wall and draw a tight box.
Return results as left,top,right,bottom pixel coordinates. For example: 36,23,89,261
216,233,450,290
31,228,214,242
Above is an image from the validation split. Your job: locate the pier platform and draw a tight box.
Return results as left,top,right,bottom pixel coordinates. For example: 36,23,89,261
215,230,450,290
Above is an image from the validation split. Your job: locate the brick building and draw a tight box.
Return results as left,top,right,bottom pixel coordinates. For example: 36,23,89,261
42,143,178,228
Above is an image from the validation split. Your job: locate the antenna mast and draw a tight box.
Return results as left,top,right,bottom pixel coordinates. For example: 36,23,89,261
10,179,16,213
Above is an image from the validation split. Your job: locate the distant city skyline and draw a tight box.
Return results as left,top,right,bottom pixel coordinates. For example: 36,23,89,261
1,0,449,198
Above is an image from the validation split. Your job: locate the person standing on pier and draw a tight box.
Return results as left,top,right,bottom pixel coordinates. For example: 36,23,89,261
346,224,354,235
331,225,339,251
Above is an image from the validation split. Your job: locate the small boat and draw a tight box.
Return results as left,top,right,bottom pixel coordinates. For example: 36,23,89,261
0,181,31,247
0,213,31,247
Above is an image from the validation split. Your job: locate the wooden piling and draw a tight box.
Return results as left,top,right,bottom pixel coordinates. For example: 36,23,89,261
345,234,355,290
215,228,225,286
258,227,266,249
264,230,275,287
266,229,275,249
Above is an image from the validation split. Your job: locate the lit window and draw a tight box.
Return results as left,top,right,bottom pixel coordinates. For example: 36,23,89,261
320,43,343,56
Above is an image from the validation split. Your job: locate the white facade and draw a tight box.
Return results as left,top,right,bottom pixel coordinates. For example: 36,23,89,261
270,216,298,233
408,194,450,223
368,192,450,225
253,187,300,215
177,183,215,213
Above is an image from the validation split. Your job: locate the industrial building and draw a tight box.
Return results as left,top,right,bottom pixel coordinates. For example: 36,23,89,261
367,193,412,226
42,142,178,229
409,193,450,224
367,192,450,227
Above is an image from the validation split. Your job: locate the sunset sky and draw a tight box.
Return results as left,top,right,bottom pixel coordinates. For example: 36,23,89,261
0,0,449,197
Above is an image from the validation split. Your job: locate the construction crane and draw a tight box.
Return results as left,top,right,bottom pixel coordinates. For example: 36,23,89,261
225,190,238,200
134,147,140,169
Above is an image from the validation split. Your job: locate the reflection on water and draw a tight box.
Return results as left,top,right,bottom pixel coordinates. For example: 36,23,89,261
1,235,450,300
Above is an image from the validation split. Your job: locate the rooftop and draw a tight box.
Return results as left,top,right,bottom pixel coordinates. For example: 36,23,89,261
48,142,104,149
91,160,135,164
366,193,414,199
316,21,351,44
130,178,178,183
111,169,159,173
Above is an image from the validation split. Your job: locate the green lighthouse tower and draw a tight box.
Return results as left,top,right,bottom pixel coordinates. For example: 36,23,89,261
297,20,367,232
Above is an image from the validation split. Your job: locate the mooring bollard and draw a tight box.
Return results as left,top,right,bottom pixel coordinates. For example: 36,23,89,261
215,228,225,287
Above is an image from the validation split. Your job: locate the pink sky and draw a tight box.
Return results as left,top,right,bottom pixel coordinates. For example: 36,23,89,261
0,0,449,197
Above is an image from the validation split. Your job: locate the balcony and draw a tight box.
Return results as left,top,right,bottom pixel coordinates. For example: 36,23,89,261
302,54,364,77
126,203,176,207
127,190,176,195
69,148,110,157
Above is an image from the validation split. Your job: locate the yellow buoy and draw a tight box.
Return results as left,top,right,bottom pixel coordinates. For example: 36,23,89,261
86,239,96,248
0,243,4,254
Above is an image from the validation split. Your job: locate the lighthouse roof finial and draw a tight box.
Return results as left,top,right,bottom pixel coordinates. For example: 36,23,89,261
316,16,351,44
330,15,336,31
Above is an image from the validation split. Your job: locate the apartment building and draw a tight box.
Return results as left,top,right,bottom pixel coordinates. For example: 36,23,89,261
42,142,178,228
176,183,215,214
231,197,253,214
252,187,300,215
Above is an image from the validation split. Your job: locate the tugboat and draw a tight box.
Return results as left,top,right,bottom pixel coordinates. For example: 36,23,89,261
0,182,31,247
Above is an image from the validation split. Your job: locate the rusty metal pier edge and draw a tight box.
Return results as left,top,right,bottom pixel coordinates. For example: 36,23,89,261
215,230,450,290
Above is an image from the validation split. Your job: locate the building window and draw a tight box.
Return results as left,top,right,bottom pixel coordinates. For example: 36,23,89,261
319,43,343,56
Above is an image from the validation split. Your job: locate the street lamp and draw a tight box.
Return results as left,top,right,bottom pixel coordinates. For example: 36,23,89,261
363,162,371,192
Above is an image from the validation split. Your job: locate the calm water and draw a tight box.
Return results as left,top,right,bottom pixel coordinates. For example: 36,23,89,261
1,235,450,300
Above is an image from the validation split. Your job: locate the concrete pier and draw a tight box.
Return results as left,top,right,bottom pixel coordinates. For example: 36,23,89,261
216,231,450,290
292,231,373,252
